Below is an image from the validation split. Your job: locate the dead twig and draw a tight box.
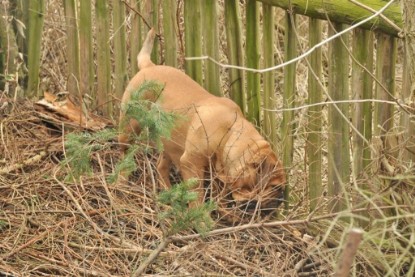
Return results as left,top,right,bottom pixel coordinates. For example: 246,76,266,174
132,237,172,276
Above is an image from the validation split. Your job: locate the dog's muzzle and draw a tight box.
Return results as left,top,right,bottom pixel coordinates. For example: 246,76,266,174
236,187,285,215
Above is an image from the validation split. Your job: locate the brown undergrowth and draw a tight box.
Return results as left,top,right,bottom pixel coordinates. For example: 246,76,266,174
0,98,337,276
1,97,414,277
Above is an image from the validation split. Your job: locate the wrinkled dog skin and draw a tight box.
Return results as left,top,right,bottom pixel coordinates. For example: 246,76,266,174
119,29,286,220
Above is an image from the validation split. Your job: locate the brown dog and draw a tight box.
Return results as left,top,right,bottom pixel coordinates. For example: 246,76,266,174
119,29,286,219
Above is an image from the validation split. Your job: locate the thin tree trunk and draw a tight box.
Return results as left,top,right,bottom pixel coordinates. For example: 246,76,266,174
281,12,297,209
79,0,94,103
327,23,350,213
202,0,221,96
307,18,322,212
184,0,203,85
129,0,142,76
26,0,45,98
162,0,177,67
113,0,127,110
400,0,415,161
95,0,112,115
262,4,276,145
245,0,260,125
63,0,80,97
0,1,22,97
374,33,396,138
150,0,160,64
351,28,373,227
224,0,245,112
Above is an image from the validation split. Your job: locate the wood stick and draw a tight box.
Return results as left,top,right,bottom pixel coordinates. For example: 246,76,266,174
335,228,364,277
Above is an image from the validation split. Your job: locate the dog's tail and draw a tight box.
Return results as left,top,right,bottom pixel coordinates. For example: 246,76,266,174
137,28,156,70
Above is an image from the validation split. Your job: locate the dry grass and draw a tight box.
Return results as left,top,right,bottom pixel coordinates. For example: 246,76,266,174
1,0,415,276
1,100,334,276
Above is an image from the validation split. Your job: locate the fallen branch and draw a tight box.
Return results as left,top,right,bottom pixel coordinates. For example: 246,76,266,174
0,150,47,174
172,205,409,241
132,237,172,276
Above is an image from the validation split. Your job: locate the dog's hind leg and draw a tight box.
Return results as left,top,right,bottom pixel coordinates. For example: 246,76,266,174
157,153,172,189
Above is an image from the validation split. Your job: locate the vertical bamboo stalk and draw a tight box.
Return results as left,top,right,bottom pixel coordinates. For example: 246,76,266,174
184,0,203,85
400,0,415,162
95,0,111,115
374,33,396,137
79,0,94,101
113,0,127,109
63,0,80,96
201,0,221,96
162,0,177,67
262,4,276,144
351,28,373,226
328,23,350,213
129,0,142,75
150,0,160,64
9,0,28,65
400,43,415,161
281,12,297,208
352,29,373,176
224,0,245,112
26,0,45,98
245,0,260,125
307,18,322,212
373,34,396,214
0,1,21,96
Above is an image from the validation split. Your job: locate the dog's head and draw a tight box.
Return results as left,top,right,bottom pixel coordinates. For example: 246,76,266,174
218,140,286,217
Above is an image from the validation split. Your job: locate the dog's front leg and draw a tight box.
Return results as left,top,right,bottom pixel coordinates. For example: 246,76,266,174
180,151,207,208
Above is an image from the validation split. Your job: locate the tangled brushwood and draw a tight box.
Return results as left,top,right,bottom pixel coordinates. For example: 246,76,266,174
0,97,321,276
1,90,415,276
